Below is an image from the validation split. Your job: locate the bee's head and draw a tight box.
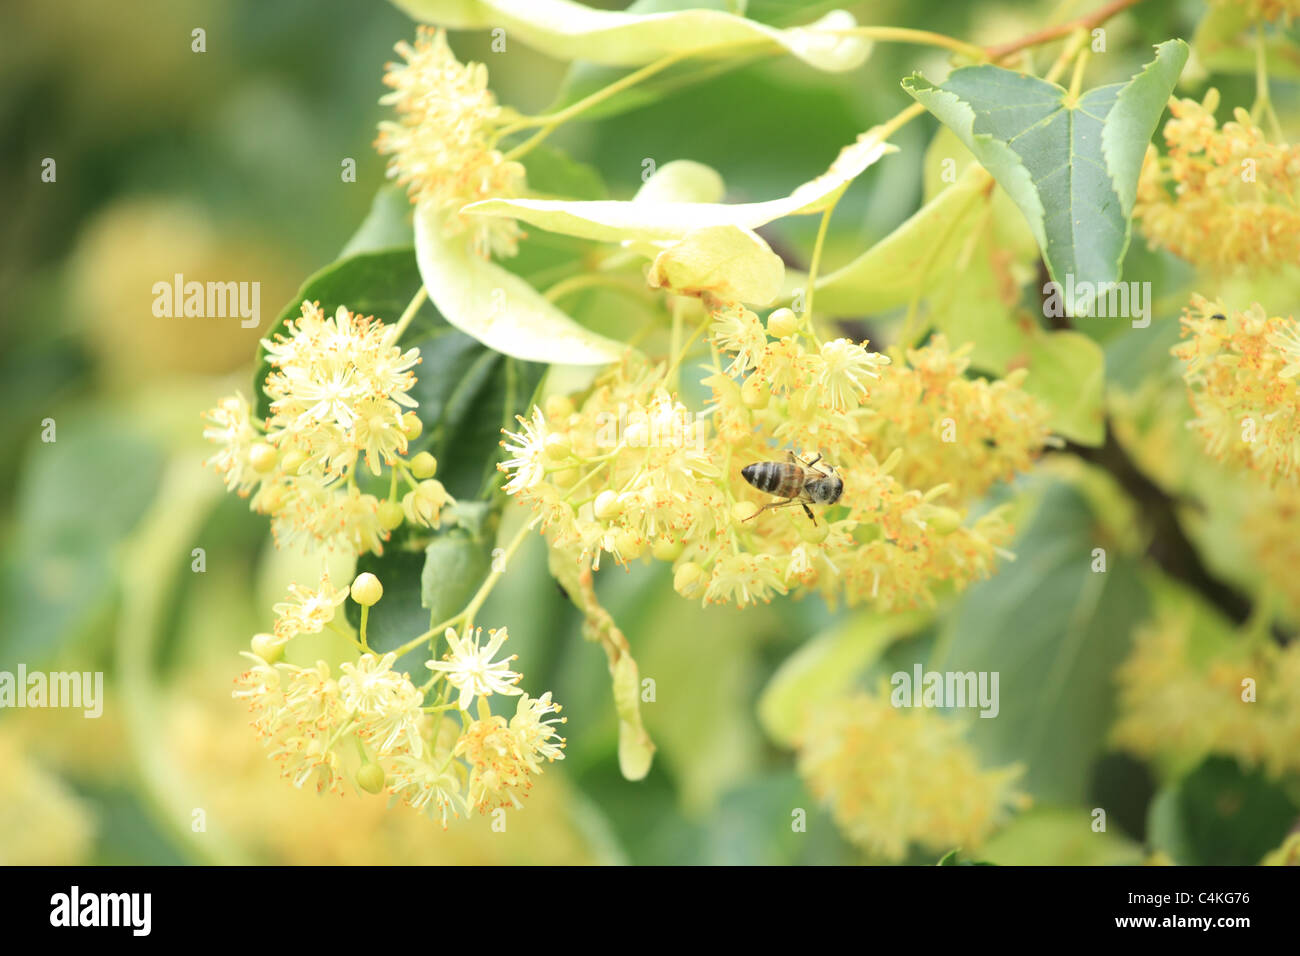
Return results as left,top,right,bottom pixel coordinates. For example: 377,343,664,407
809,472,843,505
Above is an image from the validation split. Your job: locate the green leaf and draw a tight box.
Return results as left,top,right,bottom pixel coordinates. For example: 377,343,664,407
1020,329,1106,446
390,0,871,71
413,204,628,365
933,481,1150,804
0,413,165,670
758,608,932,746
978,808,1145,865
421,503,497,627
465,134,894,243
903,40,1188,315
813,164,992,315
339,186,413,258
1148,757,1299,865
520,144,608,201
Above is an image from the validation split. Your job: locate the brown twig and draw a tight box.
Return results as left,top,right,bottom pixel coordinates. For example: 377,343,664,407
1059,425,1290,643
987,0,1145,61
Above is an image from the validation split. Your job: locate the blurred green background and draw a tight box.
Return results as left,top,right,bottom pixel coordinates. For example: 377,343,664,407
2,0,1297,866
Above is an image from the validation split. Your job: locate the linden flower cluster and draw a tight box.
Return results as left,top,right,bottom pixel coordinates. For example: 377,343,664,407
1112,611,1300,778
1171,295,1300,482
375,27,525,258
234,571,566,825
795,690,1027,861
501,302,1046,610
203,300,452,555
1134,89,1300,271
858,338,1054,503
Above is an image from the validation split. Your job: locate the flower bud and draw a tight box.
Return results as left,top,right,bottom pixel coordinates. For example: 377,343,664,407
926,506,963,535
652,538,684,562
280,449,309,475
377,499,405,530
594,490,621,521
357,763,386,794
350,572,383,607
552,467,580,488
250,633,283,663
410,452,438,479
767,307,799,338
544,433,572,461
615,529,644,561
673,561,707,598
401,412,423,440
249,442,278,474
404,479,449,528
544,395,575,420
732,500,759,523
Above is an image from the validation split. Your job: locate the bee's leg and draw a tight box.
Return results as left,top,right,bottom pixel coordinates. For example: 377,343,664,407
801,501,816,525
804,453,823,469
743,497,800,522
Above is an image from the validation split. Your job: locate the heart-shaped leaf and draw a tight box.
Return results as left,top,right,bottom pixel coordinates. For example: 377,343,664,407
902,40,1188,316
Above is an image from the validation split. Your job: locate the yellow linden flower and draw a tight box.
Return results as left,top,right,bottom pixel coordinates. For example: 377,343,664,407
1172,295,1300,482
862,336,1054,503
262,301,421,479
271,569,350,641
456,714,550,812
1134,90,1300,271
201,392,263,496
426,626,524,712
1112,610,1300,778
387,753,468,828
796,691,1026,861
374,27,526,258
499,313,1030,611
339,652,426,758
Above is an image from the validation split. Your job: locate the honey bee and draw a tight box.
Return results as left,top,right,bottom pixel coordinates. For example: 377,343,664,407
741,451,843,525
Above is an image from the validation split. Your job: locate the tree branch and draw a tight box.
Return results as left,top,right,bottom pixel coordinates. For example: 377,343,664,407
1059,424,1290,642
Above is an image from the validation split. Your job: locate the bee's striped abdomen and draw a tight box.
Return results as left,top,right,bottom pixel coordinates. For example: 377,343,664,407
742,461,803,499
